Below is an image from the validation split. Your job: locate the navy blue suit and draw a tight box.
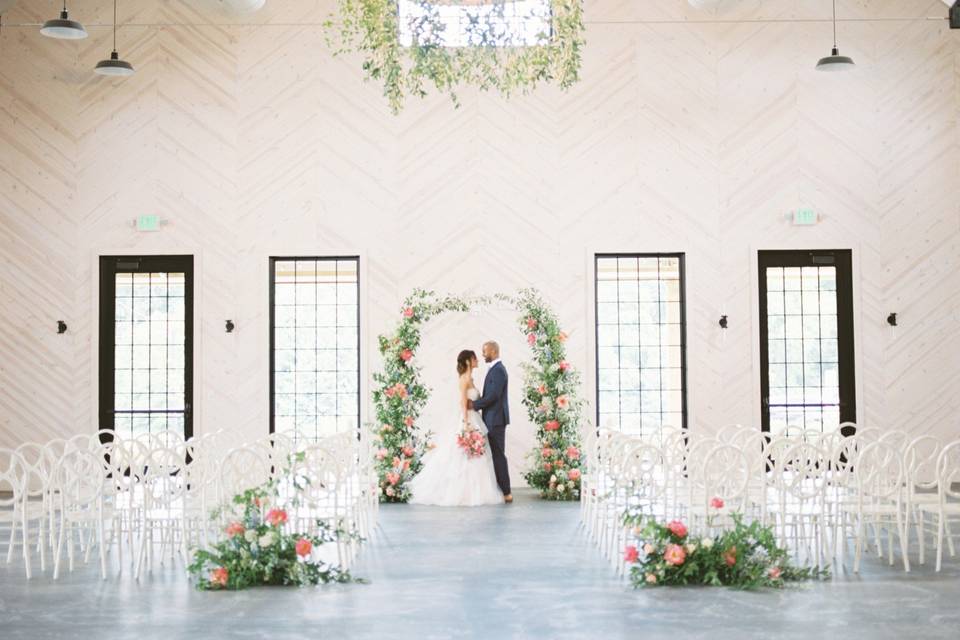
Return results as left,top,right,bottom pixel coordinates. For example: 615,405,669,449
473,361,510,495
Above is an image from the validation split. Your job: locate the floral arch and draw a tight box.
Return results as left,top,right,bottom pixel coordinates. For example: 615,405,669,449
372,288,584,503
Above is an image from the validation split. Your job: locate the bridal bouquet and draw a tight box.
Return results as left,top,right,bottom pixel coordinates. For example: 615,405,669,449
456,424,486,458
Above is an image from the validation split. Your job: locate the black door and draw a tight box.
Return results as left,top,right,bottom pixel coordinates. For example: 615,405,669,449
758,250,856,434
99,255,194,439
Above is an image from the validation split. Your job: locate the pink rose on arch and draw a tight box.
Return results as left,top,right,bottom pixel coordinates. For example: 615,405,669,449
566,446,580,460
624,545,639,563
400,348,413,362
395,384,408,398
544,420,560,432
558,360,570,372
376,448,388,460
265,508,288,527
666,520,688,539
768,566,782,580
544,462,553,473
710,496,725,510
403,307,414,318
402,446,414,457
542,447,554,458
386,472,400,486
392,456,401,468
402,459,411,471
527,317,538,330
295,538,313,557
210,567,229,588
381,423,393,432
385,386,396,398
537,384,547,395
404,416,414,428
664,543,687,566
724,547,738,567
225,522,245,538
527,333,537,346
385,486,395,497
556,395,570,410
558,331,568,343
568,468,581,482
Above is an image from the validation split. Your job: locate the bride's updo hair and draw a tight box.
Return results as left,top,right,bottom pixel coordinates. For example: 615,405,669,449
456,350,476,375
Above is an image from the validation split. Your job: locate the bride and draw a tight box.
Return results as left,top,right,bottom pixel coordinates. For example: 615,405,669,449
408,349,504,506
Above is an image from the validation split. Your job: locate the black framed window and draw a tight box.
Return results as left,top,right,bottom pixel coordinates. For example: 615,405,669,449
595,254,687,436
270,257,360,443
758,250,856,434
99,255,194,440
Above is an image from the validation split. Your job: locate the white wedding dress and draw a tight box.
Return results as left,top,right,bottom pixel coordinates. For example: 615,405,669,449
408,387,504,506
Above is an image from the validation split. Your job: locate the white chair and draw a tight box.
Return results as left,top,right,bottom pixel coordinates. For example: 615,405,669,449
917,440,960,571
52,449,109,580
903,435,942,565
135,446,187,580
13,443,54,575
0,449,30,577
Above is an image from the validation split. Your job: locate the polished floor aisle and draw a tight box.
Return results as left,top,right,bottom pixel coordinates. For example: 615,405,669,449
1,489,959,639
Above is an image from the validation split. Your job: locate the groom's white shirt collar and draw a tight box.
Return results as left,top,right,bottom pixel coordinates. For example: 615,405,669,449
488,358,501,368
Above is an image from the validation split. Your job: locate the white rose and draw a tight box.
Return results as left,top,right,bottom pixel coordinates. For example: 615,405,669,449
567,481,574,489
558,485,566,493
702,538,714,550
550,474,557,483
685,543,697,554
259,532,275,548
244,530,257,543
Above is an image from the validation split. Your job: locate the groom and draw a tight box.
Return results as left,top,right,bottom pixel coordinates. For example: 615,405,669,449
467,341,512,503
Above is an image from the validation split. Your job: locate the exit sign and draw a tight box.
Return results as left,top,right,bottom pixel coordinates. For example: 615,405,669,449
136,215,162,231
792,208,818,226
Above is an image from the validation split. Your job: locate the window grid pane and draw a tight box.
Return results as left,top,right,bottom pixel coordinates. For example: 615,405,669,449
595,254,686,438
764,265,840,434
272,257,360,445
397,0,552,48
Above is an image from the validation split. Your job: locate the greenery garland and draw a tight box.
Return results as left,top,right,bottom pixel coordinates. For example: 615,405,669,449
372,288,583,503
332,0,585,113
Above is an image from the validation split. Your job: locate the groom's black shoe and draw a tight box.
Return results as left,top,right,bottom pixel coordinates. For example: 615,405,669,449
504,494,513,504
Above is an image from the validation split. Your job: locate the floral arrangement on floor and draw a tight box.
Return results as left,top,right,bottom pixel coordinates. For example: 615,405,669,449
622,501,828,590
457,424,487,458
187,455,362,590
516,288,584,501
330,0,585,113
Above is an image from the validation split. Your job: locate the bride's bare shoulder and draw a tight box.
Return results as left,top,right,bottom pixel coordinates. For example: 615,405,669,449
458,372,474,389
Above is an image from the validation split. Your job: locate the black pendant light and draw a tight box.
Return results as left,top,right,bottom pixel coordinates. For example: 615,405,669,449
95,0,134,77
41,1,88,40
816,0,855,72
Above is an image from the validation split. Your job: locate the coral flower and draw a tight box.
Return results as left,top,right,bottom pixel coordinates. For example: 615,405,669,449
402,459,411,471
537,384,547,395
558,331,568,343
527,317,538,329
544,462,553,472
542,447,554,458
568,468,581,482
645,573,657,584
265,508,288,527
554,459,565,469
624,545,639,563
385,386,396,398
545,420,560,432
666,520,688,539
527,333,537,346
556,395,569,410
404,416,414,427
768,566,782,580
558,360,570,372
403,307,414,318
566,446,580,460
710,496,725,510
724,547,738,567
295,538,313,557
395,384,408,398
386,472,400,486
664,543,687,566
225,522,245,538
210,567,229,588
402,446,414,457
401,348,413,362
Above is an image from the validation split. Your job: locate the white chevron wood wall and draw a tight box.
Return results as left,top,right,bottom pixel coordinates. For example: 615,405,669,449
0,0,958,455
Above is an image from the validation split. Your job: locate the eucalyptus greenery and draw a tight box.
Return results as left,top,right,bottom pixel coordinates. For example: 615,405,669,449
331,0,585,113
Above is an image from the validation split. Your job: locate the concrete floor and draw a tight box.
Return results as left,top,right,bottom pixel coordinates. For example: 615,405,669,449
1,490,958,639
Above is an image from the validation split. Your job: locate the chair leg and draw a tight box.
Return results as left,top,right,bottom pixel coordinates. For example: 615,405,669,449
6,519,18,564
53,519,65,580
935,514,944,572
22,518,32,580
918,510,926,565
896,510,910,572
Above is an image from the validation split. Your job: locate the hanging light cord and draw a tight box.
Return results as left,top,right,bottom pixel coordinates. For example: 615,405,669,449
832,0,838,48
112,0,118,53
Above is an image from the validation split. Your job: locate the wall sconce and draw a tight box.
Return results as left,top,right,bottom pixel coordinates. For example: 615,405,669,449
57,320,68,334
225,319,235,333
886,313,897,327
718,315,728,329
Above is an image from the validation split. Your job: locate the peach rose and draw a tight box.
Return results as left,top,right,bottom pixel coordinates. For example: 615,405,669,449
402,446,414,457
558,331,568,343
645,573,657,584
537,384,547,395
225,522,245,538
375,448,388,460
544,462,553,472
265,508,288,527
386,472,400,486
210,567,229,588
404,416,414,428
568,468,581,481
545,420,560,432
556,395,569,410
403,307,414,318
566,446,580,460
724,547,738,567
295,538,313,557
642,543,655,555
401,348,413,362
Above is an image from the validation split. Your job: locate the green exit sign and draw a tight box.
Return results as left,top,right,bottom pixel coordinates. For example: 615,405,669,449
136,215,161,231
792,208,818,226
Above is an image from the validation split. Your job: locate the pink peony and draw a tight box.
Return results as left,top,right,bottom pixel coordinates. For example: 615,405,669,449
558,360,570,372
664,543,687,566
400,348,413,362
527,317,538,330
210,567,229,588
566,446,580,460
710,496,725,510
265,508,288,527
537,384,547,395
666,520,688,539
403,307,414,318
558,331,568,343
544,462,553,472
556,395,569,410
376,448,388,460
402,446,414,457
404,416,414,428
724,547,738,567
768,566,782,580
568,468,581,481
624,545,639,563
295,538,313,557
542,447,554,458
545,420,560,432
386,472,400,486
527,333,537,346
225,522,245,538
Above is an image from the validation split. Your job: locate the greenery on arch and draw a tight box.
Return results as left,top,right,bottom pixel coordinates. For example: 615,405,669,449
371,288,584,503
331,0,585,113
